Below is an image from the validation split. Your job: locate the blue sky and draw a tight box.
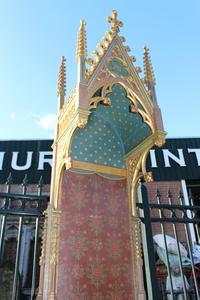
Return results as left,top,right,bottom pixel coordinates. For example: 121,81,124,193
0,0,199,140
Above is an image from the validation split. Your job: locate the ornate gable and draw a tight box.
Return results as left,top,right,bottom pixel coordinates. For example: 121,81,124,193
52,10,166,203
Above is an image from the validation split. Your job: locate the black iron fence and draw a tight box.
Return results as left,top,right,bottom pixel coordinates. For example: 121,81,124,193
0,174,48,300
1,174,199,299
137,183,200,300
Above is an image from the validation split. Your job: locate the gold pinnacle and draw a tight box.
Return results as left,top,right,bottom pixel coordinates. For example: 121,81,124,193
57,56,66,98
76,20,87,61
107,10,123,35
143,46,156,85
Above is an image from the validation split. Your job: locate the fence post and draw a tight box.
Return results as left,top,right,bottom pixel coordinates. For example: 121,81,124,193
137,182,161,300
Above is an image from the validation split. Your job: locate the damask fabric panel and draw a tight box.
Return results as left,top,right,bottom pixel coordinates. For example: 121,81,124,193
57,171,134,300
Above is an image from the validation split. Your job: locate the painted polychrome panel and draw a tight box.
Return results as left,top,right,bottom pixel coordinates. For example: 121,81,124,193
70,84,151,170
57,171,134,300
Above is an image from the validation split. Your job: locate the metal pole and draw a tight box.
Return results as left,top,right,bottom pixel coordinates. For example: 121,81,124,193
0,174,13,265
31,217,40,300
12,216,23,300
0,215,6,265
156,190,175,300
168,190,188,299
179,191,200,299
190,193,200,244
137,183,161,300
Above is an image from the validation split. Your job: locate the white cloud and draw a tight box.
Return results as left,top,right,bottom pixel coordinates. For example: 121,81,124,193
10,112,16,120
36,113,56,130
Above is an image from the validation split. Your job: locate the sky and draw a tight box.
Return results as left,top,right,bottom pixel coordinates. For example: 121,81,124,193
0,0,199,140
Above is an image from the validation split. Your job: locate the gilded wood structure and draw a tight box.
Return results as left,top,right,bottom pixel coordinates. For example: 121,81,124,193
38,11,166,300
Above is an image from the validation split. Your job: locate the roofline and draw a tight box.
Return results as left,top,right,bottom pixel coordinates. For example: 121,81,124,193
0,137,200,142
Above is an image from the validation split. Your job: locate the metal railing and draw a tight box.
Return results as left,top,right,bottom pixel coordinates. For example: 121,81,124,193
0,174,48,300
137,183,200,300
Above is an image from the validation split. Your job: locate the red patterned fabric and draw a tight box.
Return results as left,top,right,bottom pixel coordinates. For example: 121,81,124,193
57,171,134,300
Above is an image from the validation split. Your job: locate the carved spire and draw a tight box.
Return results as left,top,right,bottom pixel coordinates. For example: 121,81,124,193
76,20,87,83
57,56,66,110
143,46,156,86
76,20,87,61
143,46,157,103
107,10,123,36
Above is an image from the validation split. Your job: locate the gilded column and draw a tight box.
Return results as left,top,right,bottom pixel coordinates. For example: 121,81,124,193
126,148,153,300
47,208,61,300
132,216,146,300
36,210,48,300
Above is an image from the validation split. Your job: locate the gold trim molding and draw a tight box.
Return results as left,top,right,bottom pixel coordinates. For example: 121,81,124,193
71,160,126,177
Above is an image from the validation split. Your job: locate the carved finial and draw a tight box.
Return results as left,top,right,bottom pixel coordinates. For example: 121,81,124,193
135,66,142,73
92,50,101,62
97,43,106,55
143,46,156,85
102,36,110,47
119,36,126,43
130,56,136,63
107,10,123,36
76,20,87,61
57,56,66,109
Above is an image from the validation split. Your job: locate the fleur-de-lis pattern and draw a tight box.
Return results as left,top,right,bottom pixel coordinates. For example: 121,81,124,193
57,171,134,300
